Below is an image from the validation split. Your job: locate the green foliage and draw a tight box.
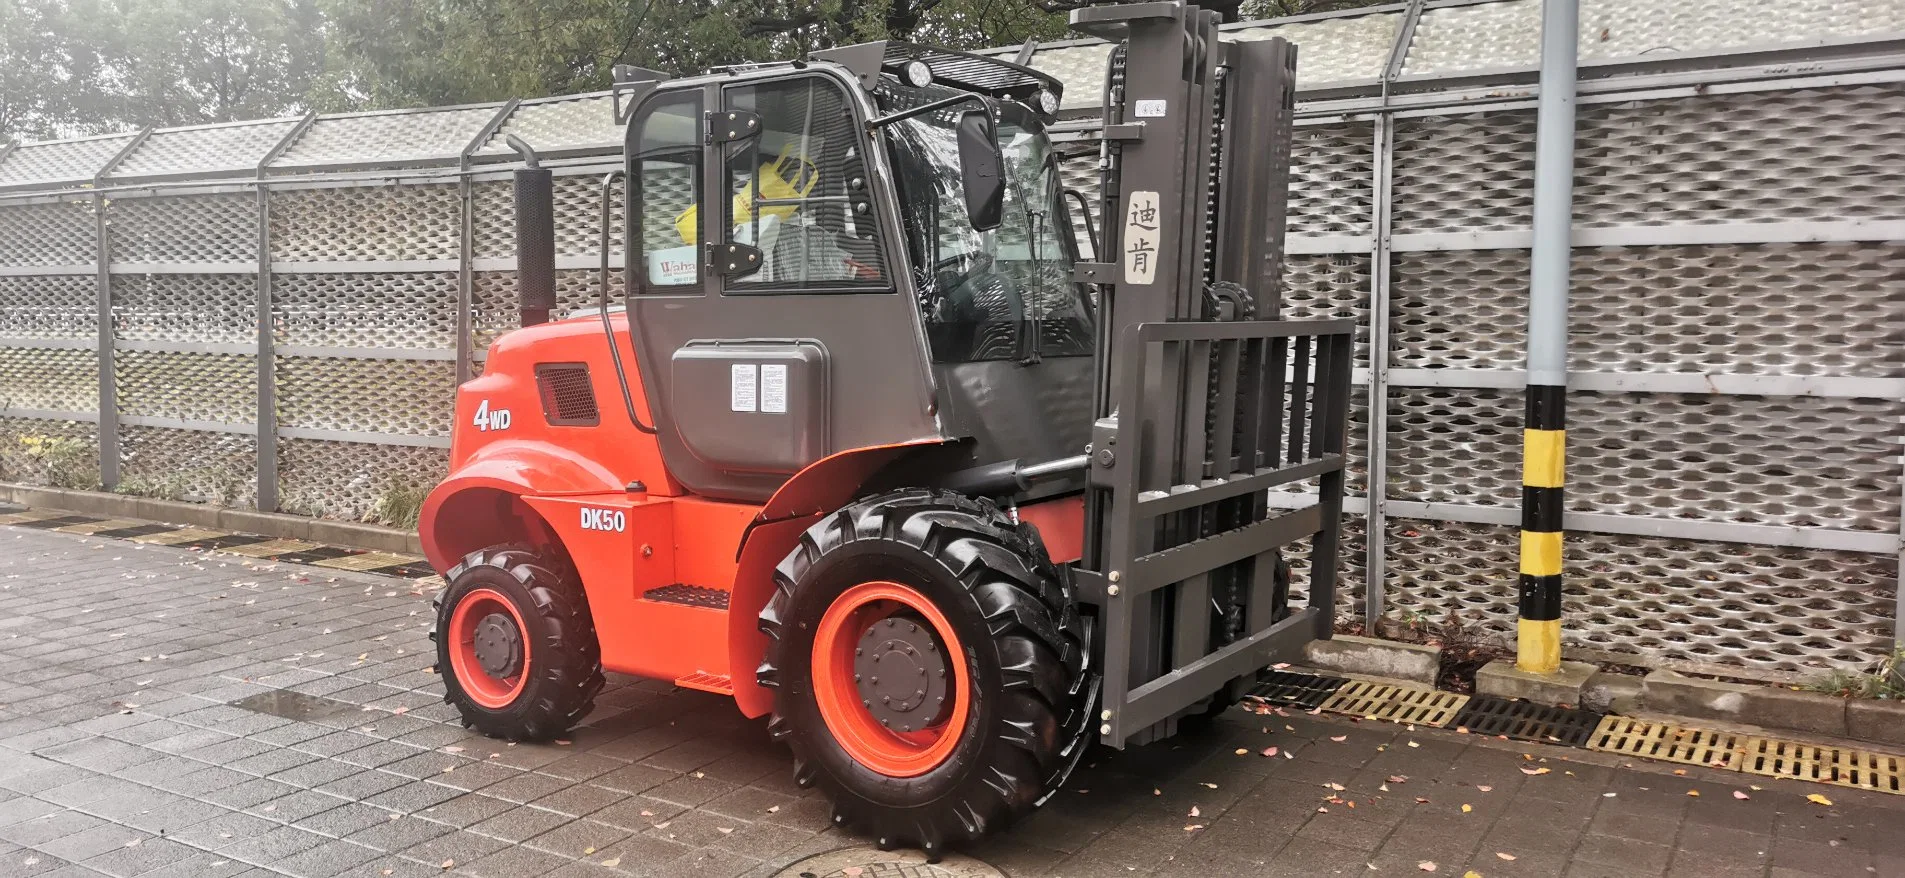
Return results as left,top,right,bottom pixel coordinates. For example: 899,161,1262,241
1801,648,1905,700
5,0,1391,140
366,478,428,530
1,432,100,490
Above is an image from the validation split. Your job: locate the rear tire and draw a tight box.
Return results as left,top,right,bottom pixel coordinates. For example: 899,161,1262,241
431,545,604,740
757,489,1091,857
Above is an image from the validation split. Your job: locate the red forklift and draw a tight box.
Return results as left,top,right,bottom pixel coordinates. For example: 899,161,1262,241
421,0,1352,854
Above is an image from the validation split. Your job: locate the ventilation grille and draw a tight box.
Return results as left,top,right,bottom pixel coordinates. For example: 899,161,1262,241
535,363,599,426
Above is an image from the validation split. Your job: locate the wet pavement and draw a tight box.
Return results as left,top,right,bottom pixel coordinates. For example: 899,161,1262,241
3,519,1903,878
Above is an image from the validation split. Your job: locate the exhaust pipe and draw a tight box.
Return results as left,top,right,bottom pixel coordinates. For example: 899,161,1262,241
507,135,557,326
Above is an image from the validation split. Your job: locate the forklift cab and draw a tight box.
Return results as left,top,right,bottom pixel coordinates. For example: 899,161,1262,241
618,47,1095,504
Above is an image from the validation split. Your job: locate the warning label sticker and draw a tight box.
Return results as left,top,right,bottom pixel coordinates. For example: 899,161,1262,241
730,363,758,412
760,364,788,413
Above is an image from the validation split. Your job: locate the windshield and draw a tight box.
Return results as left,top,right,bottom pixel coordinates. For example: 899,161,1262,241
879,83,1094,363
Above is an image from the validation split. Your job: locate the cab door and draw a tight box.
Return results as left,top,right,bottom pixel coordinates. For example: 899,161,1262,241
623,72,944,503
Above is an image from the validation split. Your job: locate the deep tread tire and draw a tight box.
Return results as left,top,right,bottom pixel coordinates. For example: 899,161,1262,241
757,489,1091,855
431,545,604,740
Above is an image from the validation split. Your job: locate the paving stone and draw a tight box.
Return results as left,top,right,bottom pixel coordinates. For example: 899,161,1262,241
270,838,384,878
77,835,197,877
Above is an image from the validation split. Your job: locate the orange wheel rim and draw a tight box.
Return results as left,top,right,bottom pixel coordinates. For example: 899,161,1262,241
811,581,969,777
448,587,532,709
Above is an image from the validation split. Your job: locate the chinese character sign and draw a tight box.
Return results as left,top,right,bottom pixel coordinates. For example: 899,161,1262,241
1122,190,1161,285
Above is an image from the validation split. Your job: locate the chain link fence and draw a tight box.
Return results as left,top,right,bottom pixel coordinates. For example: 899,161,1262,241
0,0,1898,678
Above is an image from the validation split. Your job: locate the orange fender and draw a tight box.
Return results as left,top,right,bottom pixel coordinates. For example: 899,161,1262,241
726,440,944,718
419,439,630,573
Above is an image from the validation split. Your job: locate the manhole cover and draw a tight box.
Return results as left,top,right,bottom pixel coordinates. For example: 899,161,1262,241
772,847,1004,878
231,690,360,722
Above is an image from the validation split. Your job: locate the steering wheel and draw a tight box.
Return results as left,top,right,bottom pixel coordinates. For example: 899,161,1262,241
932,252,995,297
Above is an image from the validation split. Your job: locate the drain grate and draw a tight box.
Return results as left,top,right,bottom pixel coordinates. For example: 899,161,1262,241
1450,695,1603,747
1584,716,1742,768
1319,680,1469,727
1249,670,1348,710
1735,738,1904,794
231,690,361,722
771,847,1004,878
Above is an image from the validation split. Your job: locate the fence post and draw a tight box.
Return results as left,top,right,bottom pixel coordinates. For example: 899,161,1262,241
255,184,277,513
93,192,117,490
1364,114,1392,633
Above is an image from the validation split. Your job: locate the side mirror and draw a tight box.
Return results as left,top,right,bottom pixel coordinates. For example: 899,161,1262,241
956,108,1004,232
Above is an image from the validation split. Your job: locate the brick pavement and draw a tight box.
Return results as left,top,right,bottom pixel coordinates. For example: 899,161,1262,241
2,521,1903,878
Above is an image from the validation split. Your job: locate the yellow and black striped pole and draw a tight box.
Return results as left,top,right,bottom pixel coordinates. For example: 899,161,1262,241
1518,0,1577,675
1518,386,1565,673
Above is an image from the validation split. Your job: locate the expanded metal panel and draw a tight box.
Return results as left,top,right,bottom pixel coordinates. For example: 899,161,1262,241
471,181,515,259
1386,386,1523,508
1395,85,1905,232
0,135,134,187
275,357,456,437
1392,109,1535,233
1229,10,1400,87
1289,121,1375,236
1401,0,1905,78
270,106,501,169
469,269,627,353
112,120,301,180
478,95,620,155
1284,515,1367,623
114,351,256,424
0,200,97,265
0,417,97,488
269,185,461,261
276,437,447,521
472,173,627,258
1282,254,1372,365
0,348,98,412
0,275,94,339
272,272,458,349
108,193,257,263
1392,243,1905,376
1566,530,1897,673
1027,44,1113,112
112,274,256,344
118,425,256,507
1388,387,1905,532
1382,518,1519,631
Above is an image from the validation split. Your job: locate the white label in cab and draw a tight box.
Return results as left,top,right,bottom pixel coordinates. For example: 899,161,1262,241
1123,191,1161,286
760,364,788,413
730,364,758,412
1134,99,1166,118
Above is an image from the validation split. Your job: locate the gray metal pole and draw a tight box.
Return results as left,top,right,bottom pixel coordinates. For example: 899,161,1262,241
1527,0,1576,391
1517,0,1577,674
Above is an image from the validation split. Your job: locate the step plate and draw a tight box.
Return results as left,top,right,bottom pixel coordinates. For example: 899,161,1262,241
675,672,734,695
644,584,732,610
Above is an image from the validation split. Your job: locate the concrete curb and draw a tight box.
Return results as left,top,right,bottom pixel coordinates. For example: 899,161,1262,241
0,482,423,555
1476,659,1595,707
1641,669,1851,739
1846,698,1905,747
1302,634,1440,685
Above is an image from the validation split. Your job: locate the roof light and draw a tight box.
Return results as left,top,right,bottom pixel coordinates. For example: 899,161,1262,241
902,59,934,89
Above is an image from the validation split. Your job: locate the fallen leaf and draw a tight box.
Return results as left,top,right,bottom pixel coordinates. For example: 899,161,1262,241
1202,782,1218,789
556,739,572,746
1673,769,1688,776
1519,767,1550,776
1189,806,1201,817
1461,804,1472,813
584,847,596,855
1686,790,1700,797
843,869,863,878
1418,861,1437,872
382,871,393,876
1316,807,1328,813
1750,785,1763,791
1380,784,1390,792
1326,783,1345,791
1261,747,1279,757
1184,824,1205,832
123,839,141,848
640,809,655,817
767,805,780,813
1407,741,1420,748
1806,794,1834,806
601,857,621,867
1464,873,1484,878
1154,788,1162,796
1496,852,1516,861
1235,748,1249,755
654,821,670,829
717,827,733,834
1475,785,1492,792
1732,791,1750,800
443,746,464,754
441,860,454,870
1330,736,1347,743
1388,775,1408,784
1415,796,1430,804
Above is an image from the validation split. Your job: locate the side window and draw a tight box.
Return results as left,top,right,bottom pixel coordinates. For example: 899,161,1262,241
631,92,702,291
720,77,886,293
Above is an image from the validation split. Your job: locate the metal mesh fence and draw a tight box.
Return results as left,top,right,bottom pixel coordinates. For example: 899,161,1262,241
0,0,1897,675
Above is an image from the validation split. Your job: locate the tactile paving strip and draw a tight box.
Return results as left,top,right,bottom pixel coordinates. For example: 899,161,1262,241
1450,695,1603,747
1735,738,1904,794
1249,670,1349,710
1584,716,1743,769
1319,680,1470,727
0,506,438,582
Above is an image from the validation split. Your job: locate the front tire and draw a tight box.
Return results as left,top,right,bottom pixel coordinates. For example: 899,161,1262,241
431,545,604,740
758,489,1091,856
